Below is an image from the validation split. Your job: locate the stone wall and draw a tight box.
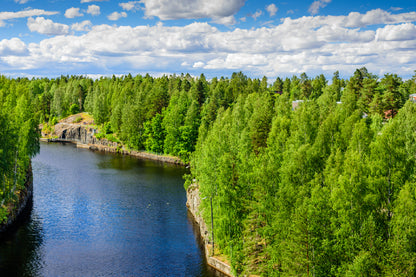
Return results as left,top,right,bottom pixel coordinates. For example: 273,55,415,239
186,184,233,277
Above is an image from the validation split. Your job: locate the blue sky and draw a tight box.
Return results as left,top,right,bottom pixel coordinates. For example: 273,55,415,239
1,0,416,79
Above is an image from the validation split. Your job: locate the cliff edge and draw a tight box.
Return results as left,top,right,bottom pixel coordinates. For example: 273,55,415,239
41,113,183,165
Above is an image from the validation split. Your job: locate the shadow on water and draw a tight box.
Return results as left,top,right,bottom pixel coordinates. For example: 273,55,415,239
96,151,185,172
0,198,44,277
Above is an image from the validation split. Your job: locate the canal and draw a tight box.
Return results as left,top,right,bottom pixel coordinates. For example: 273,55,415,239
0,142,213,276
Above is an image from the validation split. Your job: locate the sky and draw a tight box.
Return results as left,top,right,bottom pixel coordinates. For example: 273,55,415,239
0,0,416,80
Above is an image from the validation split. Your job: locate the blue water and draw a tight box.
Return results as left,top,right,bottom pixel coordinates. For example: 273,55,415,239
0,142,214,276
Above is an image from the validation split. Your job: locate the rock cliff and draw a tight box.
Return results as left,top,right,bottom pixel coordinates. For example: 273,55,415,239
187,184,233,276
43,121,183,165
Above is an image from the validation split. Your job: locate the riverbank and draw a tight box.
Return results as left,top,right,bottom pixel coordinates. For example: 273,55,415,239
186,184,233,277
40,113,183,165
41,114,230,274
0,164,33,237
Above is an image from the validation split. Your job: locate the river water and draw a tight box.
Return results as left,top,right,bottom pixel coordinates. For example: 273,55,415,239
0,142,214,276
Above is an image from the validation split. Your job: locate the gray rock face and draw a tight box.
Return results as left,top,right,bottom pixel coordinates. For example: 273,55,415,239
54,123,95,145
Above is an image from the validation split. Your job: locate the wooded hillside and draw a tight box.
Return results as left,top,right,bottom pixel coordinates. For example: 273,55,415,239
2,68,416,275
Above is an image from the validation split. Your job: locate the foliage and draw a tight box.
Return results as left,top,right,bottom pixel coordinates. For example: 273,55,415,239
2,69,416,275
0,77,40,222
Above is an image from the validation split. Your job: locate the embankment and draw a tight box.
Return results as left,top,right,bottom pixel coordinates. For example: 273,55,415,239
0,164,33,237
42,122,183,165
186,184,233,277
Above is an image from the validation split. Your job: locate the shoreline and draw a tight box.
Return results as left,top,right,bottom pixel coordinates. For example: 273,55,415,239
0,164,33,238
40,137,184,166
41,121,230,274
186,184,233,277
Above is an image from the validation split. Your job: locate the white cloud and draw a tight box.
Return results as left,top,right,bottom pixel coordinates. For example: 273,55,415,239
266,4,278,17
65,8,84,18
120,1,141,11
80,0,107,2
213,15,236,25
72,20,93,32
344,9,416,28
376,23,416,41
27,17,69,36
14,0,29,4
309,0,331,15
140,0,246,22
251,10,263,20
86,5,100,16
0,38,27,56
107,12,127,21
391,7,403,11
65,7,84,18
193,61,205,68
280,9,416,29
1,9,416,79
0,9,59,27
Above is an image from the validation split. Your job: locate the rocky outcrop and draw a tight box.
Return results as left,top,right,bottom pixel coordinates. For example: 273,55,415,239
0,164,33,237
44,123,183,165
186,184,233,277
187,184,210,240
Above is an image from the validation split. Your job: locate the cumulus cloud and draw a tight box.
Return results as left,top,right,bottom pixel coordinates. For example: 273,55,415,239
344,9,416,28
0,9,59,27
140,0,246,22
309,0,331,15
266,4,278,17
27,17,69,36
0,38,27,56
107,12,127,21
72,20,93,32
65,7,84,18
86,5,100,16
120,1,141,11
376,23,416,41
2,8,416,79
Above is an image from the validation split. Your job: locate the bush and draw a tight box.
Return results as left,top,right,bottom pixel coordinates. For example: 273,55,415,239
103,122,113,134
0,206,9,224
49,116,58,126
69,103,80,115
105,134,120,143
95,132,105,140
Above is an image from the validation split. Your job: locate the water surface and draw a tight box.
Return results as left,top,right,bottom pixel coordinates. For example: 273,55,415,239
0,142,213,276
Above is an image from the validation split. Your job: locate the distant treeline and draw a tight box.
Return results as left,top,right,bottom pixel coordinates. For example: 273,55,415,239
1,68,416,275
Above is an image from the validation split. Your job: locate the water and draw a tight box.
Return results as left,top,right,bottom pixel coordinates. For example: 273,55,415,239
0,142,214,276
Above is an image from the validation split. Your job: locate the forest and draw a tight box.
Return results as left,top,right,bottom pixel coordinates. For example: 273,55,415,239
1,68,416,275
0,76,39,224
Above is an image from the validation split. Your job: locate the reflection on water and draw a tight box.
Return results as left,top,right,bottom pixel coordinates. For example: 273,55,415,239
0,142,213,276
0,200,44,277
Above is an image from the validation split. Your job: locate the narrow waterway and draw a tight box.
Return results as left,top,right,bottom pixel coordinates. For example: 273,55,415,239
0,142,214,276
